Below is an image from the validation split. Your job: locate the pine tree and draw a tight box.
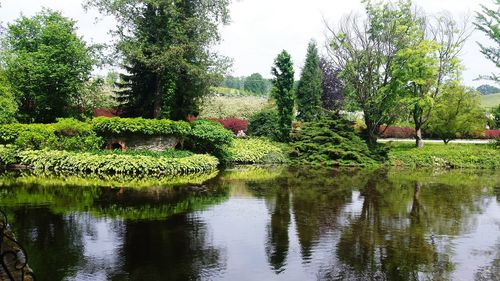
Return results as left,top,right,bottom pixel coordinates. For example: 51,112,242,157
271,50,295,142
296,41,323,122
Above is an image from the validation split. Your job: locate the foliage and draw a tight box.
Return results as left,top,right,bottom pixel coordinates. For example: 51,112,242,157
493,104,500,128
18,150,219,176
0,70,17,124
477,84,500,95
1,9,95,123
0,145,19,165
244,73,267,94
481,92,500,108
289,115,379,167
79,76,119,116
296,41,323,122
88,148,194,158
199,95,268,119
388,143,500,169
86,0,231,120
0,119,103,151
474,0,500,82
427,83,486,144
185,119,233,158
225,138,287,164
271,50,295,142
247,109,281,141
319,57,343,111
91,117,191,137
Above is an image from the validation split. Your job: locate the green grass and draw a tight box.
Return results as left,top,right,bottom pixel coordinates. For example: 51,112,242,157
480,92,500,109
199,95,270,119
388,142,500,169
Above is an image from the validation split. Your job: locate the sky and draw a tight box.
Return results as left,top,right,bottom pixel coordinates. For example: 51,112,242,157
0,0,497,87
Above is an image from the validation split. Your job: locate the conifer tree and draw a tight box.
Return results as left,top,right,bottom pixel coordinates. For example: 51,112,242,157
296,41,323,122
271,50,295,141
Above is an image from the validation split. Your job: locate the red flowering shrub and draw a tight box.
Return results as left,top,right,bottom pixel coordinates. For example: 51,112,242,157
213,118,248,134
485,130,500,139
379,126,415,138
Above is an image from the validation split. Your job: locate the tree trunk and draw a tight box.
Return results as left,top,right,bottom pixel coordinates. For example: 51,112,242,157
153,75,163,118
415,127,424,148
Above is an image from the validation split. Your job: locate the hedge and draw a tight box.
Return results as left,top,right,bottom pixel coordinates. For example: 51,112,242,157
91,117,191,136
18,150,219,176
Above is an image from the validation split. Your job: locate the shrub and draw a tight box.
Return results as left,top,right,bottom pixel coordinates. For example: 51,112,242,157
186,120,233,158
379,126,415,138
18,150,219,176
209,118,248,134
225,138,287,164
91,117,191,137
247,109,281,141
485,130,500,139
289,115,379,167
0,145,19,165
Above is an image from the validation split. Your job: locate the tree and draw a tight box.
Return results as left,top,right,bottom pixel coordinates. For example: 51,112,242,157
390,40,440,147
271,50,295,142
244,73,267,94
86,0,230,120
1,9,94,123
474,0,500,83
319,57,343,112
427,83,485,144
296,41,322,122
326,0,420,146
493,104,500,129
0,69,17,124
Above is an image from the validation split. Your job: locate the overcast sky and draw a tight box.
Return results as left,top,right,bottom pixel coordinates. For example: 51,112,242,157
0,0,497,86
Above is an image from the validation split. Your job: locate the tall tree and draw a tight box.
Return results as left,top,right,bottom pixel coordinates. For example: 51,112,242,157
1,9,94,123
0,69,17,124
86,0,230,120
326,0,420,146
271,50,295,142
296,41,322,122
474,0,500,83
319,57,343,112
244,73,267,94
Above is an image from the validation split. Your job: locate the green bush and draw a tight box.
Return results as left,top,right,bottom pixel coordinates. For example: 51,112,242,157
0,119,103,151
18,150,219,176
92,117,191,136
247,109,281,140
225,138,288,164
89,149,194,158
389,143,500,169
186,120,233,157
289,115,379,167
0,145,19,165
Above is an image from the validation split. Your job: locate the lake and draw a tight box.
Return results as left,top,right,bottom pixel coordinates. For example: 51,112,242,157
0,167,498,281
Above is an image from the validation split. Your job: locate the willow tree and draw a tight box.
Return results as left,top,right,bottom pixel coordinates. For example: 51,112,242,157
85,0,230,120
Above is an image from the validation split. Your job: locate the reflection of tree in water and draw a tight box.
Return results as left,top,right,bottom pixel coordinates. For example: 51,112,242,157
329,172,455,281
475,240,500,281
109,213,225,281
9,207,86,281
265,187,291,273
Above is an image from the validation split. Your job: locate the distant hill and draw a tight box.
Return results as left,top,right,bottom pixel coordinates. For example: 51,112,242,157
477,84,500,95
480,92,500,109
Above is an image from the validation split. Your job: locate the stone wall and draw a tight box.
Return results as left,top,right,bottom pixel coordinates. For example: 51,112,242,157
105,134,180,151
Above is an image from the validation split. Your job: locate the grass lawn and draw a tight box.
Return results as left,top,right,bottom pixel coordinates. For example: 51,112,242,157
480,92,500,109
388,142,500,169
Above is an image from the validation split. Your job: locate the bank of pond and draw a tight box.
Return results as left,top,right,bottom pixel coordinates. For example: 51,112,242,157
0,166,499,280
0,117,498,177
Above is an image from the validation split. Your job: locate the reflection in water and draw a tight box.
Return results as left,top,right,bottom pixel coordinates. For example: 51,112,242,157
0,167,498,280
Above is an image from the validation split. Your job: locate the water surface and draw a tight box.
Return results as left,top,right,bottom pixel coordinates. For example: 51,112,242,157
0,167,499,281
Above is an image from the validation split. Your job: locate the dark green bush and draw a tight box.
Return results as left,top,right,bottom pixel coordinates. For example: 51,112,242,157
289,115,379,167
247,109,281,141
18,150,219,176
92,117,191,137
